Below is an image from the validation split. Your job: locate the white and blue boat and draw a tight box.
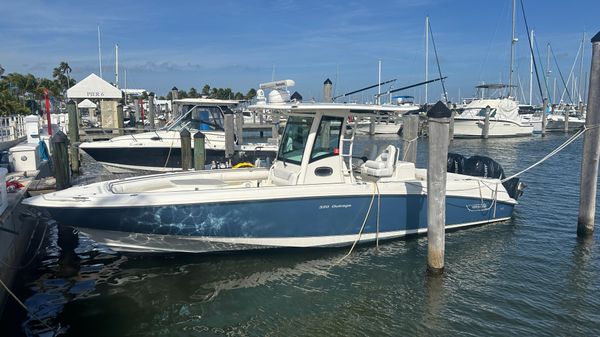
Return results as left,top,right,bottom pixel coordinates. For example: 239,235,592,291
24,98,521,253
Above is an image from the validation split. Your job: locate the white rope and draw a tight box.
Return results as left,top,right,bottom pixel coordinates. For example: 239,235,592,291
338,182,379,263
0,276,57,334
501,125,598,183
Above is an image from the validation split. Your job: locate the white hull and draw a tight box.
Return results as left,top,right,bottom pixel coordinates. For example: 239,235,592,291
453,118,533,138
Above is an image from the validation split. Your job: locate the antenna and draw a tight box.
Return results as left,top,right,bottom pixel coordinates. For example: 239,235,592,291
378,59,382,104
115,44,119,88
97,25,103,78
425,16,429,104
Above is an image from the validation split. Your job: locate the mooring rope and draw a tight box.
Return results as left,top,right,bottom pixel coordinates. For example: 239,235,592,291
501,125,600,183
338,181,379,263
0,276,56,334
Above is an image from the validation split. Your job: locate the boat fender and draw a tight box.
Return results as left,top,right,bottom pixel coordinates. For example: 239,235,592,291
232,162,254,169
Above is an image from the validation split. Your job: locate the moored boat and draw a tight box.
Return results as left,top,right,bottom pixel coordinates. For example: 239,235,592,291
24,95,522,253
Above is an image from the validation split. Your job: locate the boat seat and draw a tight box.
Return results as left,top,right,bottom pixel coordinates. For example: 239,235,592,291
360,145,398,177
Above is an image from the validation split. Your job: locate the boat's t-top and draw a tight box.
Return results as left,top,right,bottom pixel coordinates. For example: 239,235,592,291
249,100,413,186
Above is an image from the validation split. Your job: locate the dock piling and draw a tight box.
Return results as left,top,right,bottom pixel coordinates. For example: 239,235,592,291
116,103,124,135
224,108,235,158
235,111,244,145
448,103,455,141
542,98,548,136
564,105,570,133
426,101,452,275
577,31,600,237
194,131,206,170
148,92,155,130
66,100,80,173
51,131,71,190
482,105,490,139
180,128,192,170
171,87,179,119
402,114,419,164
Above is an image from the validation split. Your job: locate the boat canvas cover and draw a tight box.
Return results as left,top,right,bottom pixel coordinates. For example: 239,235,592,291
462,99,519,121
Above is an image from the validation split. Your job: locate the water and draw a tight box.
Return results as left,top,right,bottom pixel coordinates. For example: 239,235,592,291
5,133,600,336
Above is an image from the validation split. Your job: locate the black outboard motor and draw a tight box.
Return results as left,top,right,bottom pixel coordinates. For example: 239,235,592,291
447,153,466,174
448,154,525,200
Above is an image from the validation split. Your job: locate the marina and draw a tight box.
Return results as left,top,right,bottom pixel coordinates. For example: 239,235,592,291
1,0,599,336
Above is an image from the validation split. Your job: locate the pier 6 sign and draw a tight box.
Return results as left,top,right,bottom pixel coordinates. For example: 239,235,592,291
86,91,105,97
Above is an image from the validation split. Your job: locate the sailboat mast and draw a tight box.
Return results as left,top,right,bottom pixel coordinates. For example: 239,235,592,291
378,59,381,104
547,43,551,103
529,29,534,105
97,25,103,79
508,0,516,98
578,32,585,103
425,16,429,104
115,44,119,88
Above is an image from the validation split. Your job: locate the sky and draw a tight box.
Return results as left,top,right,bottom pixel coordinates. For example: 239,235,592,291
0,0,598,104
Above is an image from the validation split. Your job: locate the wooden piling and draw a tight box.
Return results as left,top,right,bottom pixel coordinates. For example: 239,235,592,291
116,103,124,135
426,101,452,275
542,98,548,136
180,128,192,170
66,100,80,173
482,105,491,139
564,106,570,133
369,116,376,135
402,114,419,163
51,131,71,190
224,108,235,158
271,112,280,141
194,131,206,170
171,87,179,119
448,104,455,141
148,92,155,130
577,31,600,237
235,111,244,145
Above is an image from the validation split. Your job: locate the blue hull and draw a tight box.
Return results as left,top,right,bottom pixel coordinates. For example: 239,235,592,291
47,195,514,239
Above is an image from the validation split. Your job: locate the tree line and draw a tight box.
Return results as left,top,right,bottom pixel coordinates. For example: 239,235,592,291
0,62,74,116
162,85,257,101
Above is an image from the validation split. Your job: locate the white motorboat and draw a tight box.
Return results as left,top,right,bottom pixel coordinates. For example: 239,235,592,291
79,98,278,172
453,85,534,138
24,97,522,253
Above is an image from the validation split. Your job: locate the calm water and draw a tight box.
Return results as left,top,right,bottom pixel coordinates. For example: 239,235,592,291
6,133,600,336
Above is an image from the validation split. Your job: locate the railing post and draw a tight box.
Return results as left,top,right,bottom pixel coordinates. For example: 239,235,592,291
426,101,451,275
577,31,600,237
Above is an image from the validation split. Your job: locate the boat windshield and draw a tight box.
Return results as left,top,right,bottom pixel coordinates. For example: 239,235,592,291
166,105,225,131
310,116,343,162
279,115,314,165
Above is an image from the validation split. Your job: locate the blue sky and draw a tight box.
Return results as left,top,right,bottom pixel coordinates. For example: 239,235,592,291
0,0,597,104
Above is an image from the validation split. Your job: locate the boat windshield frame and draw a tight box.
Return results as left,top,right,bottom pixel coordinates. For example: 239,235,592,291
163,105,226,132
278,115,314,165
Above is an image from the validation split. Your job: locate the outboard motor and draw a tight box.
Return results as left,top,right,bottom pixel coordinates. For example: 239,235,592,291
449,154,525,200
447,153,466,174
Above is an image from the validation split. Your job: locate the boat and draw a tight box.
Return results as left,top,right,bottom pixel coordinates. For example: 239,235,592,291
24,95,522,253
79,98,278,172
453,84,534,138
347,96,420,135
545,105,586,132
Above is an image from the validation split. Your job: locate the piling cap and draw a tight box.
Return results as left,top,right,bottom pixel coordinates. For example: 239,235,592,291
180,128,191,137
194,131,205,139
592,31,600,43
67,99,76,106
324,78,332,85
426,101,452,118
149,92,155,97
51,130,68,143
171,86,178,91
